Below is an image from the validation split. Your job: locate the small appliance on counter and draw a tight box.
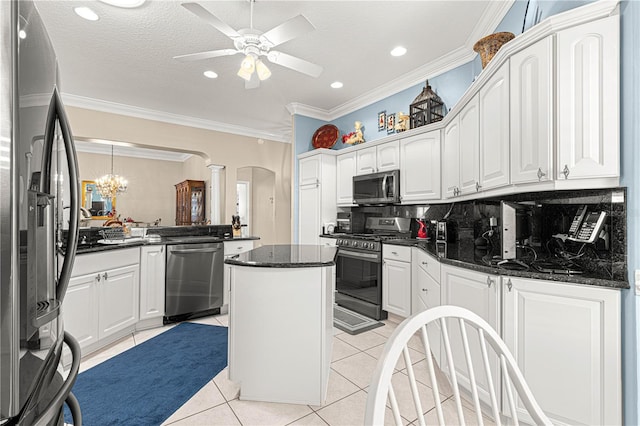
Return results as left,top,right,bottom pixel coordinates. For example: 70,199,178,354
336,211,364,234
232,215,242,237
436,220,456,242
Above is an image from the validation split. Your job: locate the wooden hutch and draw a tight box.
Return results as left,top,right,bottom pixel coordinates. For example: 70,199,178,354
175,179,206,225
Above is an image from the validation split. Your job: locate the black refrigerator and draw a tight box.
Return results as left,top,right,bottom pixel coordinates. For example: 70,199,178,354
0,1,82,424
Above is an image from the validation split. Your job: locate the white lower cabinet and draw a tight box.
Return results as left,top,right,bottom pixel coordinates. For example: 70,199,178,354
502,276,621,426
382,245,411,318
64,248,140,356
440,264,499,408
139,245,166,327
411,248,441,365
223,240,255,313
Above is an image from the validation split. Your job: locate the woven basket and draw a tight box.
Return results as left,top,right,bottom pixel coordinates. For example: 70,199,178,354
473,32,515,68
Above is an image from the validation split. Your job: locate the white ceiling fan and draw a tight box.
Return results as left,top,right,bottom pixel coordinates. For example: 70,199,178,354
174,1,323,89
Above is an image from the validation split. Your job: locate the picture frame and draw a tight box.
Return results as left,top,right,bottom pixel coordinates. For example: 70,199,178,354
378,111,386,131
81,180,116,220
386,112,395,134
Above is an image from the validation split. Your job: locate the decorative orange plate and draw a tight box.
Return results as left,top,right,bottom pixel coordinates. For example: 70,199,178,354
312,124,339,149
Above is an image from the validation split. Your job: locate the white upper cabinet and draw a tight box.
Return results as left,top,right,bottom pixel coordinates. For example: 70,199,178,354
479,62,510,191
376,140,400,172
458,94,480,195
336,152,357,206
356,140,400,175
299,154,322,186
510,36,553,184
400,131,441,202
556,15,619,180
443,116,461,198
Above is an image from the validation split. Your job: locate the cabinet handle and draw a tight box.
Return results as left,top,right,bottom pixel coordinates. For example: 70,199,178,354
476,182,482,192
161,247,163,253
392,251,398,255
421,261,428,266
421,288,428,293
96,273,101,282
537,168,546,181
507,278,513,292
486,276,493,288
103,272,108,281
562,164,570,179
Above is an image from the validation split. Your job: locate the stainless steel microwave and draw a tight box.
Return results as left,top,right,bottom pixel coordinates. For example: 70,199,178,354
353,170,400,204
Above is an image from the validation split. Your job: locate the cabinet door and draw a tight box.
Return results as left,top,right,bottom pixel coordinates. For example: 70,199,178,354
139,246,165,320
557,15,619,180
411,255,441,365
503,276,621,426
510,36,553,184
441,264,499,407
99,264,139,339
376,140,400,172
298,183,321,245
299,156,321,186
356,146,377,175
400,131,441,202
336,152,357,205
64,274,100,350
479,63,510,190
382,258,411,317
458,95,480,195
443,117,460,198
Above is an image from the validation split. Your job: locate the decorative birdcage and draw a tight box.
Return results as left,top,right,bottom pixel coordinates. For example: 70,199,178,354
409,80,445,129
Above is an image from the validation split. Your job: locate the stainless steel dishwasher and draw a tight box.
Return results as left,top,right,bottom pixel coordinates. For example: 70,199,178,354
164,241,224,323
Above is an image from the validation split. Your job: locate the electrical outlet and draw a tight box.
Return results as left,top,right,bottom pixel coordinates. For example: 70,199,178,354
635,270,640,295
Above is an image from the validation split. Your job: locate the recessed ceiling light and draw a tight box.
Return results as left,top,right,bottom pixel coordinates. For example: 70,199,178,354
390,46,407,57
203,71,218,79
98,0,146,7
74,7,99,21
331,81,343,89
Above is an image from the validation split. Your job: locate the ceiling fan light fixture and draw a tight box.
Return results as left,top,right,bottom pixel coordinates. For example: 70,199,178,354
256,59,271,81
240,54,255,71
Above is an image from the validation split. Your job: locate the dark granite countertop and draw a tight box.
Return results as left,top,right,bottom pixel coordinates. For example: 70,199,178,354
225,244,338,268
383,238,629,289
73,234,260,255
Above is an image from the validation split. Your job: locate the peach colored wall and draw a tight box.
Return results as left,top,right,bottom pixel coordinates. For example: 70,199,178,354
68,107,292,243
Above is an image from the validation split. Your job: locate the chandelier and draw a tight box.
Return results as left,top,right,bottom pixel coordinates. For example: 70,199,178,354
95,145,127,198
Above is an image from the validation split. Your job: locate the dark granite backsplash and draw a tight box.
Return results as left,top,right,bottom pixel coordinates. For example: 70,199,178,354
345,187,627,283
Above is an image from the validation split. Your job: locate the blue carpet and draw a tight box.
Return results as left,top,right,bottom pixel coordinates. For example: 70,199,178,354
64,322,228,426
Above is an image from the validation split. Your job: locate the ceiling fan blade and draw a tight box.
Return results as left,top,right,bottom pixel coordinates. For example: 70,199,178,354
173,49,239,62
267,51,323,78
259,15,315,47
181,2,240,39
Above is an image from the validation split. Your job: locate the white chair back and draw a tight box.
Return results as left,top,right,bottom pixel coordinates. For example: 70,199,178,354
364,305,552,426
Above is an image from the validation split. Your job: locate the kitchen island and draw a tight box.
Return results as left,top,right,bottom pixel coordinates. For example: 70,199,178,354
225,244,337,405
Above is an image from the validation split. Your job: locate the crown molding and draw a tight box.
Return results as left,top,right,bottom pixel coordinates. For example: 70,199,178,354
62,93,291,143
290,1,513,122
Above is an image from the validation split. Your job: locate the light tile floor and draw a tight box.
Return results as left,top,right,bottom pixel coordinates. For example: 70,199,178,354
76,313,492,426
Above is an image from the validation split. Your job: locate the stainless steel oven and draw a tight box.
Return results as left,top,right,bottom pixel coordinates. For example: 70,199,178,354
335,240,385,320
334,217,411,320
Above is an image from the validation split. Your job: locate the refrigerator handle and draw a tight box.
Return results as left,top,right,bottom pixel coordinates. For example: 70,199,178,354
42,87,79,303
53,88,80,303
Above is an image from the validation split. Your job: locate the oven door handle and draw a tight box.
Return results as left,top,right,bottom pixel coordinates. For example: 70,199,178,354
338,248,381,261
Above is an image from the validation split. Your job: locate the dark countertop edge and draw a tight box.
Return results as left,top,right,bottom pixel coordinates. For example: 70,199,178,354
224,259,336,268
383,239,629,290
73,235,261,255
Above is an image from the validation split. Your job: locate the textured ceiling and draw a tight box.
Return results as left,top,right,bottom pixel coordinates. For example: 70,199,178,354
34,1,511,142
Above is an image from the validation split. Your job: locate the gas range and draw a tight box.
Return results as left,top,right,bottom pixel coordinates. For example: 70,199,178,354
335,217,412,252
